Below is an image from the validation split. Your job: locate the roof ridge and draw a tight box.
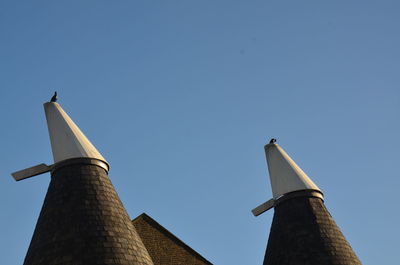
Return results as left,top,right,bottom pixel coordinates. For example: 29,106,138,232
132,213,213,265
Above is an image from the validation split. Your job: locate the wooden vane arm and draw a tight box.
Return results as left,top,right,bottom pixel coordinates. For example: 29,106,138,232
251,198,275,216
11,163,53,181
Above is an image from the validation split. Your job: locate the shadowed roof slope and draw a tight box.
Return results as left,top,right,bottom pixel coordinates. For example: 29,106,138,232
132,213,213,265
264,195,361,265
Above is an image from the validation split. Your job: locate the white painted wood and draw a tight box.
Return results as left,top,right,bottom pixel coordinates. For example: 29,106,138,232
265,143,322,199
44,102,108,164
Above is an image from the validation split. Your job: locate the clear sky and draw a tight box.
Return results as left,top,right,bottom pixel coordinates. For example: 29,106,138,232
1,1,399,264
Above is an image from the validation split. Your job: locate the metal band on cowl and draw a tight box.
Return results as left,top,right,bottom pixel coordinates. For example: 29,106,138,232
51,157,110,174
274,189,324,207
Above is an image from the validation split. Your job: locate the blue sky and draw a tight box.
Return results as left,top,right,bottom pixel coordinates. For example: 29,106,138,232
1,1,399,264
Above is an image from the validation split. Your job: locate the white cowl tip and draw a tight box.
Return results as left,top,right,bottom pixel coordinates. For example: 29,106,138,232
265,143,322,199
44,102,108,164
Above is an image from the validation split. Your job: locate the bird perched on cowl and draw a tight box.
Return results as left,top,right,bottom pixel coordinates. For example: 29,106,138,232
50,92,57,102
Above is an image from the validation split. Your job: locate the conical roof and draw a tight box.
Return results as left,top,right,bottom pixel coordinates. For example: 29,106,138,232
265,143,322,199
262,142,361,265
23,100,154,265
263,196,362,265
44,102,108,165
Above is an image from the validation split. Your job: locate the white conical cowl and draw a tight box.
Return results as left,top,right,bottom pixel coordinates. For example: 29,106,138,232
265,143,322,199
44,102,108,165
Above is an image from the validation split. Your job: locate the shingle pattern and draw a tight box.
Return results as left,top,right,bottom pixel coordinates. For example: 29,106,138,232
264,196,361,265
23,163,154,265
132,213,213,265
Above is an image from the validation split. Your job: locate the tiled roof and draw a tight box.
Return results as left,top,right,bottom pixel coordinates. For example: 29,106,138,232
132,213,213,265
24,162,154,265
263,196,361,265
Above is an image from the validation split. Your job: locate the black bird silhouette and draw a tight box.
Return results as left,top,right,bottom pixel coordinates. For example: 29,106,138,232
50,92,57,102
269,138,277,144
